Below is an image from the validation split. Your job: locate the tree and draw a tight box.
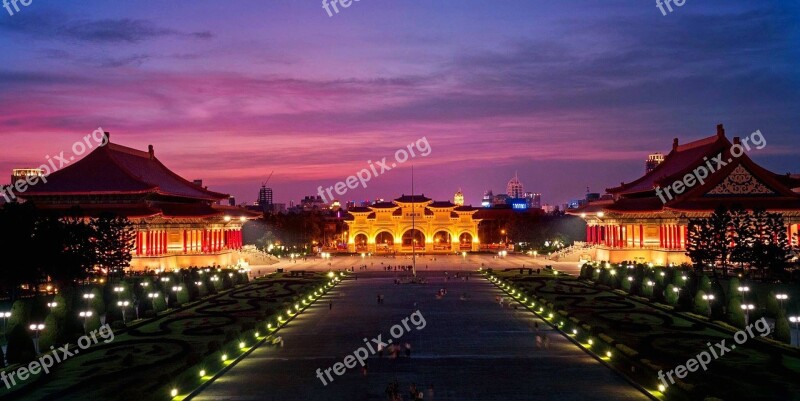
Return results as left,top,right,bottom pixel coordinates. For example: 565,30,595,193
686,218,718,273
727,297,746,328
729,207,755,270
665,284,680,306
693,290,711,316
774,311,792,344
750,210,791,279
0,203,41,300
35,214,97,288
708,205,733,277
93,214,136,280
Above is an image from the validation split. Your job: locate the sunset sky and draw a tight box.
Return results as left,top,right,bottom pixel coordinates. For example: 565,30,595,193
1,0,798,206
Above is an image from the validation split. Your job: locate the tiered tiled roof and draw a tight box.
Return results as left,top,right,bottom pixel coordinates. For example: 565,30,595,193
21,134,260,219
573,124,800,215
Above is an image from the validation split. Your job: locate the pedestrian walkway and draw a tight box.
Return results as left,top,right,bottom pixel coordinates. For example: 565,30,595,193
191,272,649,401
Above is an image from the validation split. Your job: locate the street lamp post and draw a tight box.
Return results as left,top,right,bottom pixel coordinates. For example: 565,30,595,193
117,301,130,323
79,311,93,334
171,286,183,307
148,292,159,311
1,311,10,366
737,286,750,302
776,294,789,311
741,304,755,326
83,293,95,309
702,294,715,316
29,324,45,354
789,316,799,347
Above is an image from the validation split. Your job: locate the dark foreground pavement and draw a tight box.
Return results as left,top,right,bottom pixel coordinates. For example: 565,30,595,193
192,271,648,401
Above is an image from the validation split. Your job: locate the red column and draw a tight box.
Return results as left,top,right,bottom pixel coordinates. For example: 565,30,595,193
659,225,664,248
136,231,142,255
667,225,672,249
669,225,674,249
183,230,187,253
622,225,627,248
639,225,644,248
675,225,680,249
201,229,207,253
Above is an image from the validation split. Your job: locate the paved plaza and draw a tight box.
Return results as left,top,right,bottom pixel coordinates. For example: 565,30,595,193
192,266,649,401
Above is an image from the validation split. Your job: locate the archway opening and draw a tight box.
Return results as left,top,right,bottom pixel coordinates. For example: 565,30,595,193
402,229,425,250
354,233,368,252
459,233,473,250
433,231,452,250
375,231,395,252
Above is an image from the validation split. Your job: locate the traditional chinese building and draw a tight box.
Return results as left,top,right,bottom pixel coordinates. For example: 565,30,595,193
344,195,481,253
570,125,800,264
21,133,259,271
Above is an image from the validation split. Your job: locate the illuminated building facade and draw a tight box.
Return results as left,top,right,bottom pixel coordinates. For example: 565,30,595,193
344,195,481,253
571,125,800,264
21,133,259,271
453,188,464,206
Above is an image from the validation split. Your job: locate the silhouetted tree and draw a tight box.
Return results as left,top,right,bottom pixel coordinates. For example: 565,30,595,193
93,213,136,280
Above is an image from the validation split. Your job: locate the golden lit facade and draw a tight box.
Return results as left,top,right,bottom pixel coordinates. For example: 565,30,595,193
570,125,800,265
344,195,481,253
454,189,464,206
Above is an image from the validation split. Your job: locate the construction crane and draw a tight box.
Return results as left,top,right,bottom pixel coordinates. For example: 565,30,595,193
262,171,274,187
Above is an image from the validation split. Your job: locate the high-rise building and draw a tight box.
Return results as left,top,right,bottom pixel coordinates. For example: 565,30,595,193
507,173,524,199
257,185,273,210
524,192,542,208
493,193,510,206
481,190,493,208
300,195,327,211
646,153,664,174
453,188,464,206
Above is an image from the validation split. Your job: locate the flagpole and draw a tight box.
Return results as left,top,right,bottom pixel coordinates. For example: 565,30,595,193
411,165,416,277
